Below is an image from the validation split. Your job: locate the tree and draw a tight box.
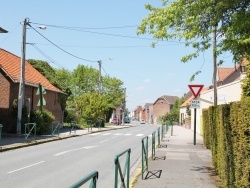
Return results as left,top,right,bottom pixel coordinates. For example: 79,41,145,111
76,93,108,124
137,0,250,106
28,59,70,111
160,98,185,123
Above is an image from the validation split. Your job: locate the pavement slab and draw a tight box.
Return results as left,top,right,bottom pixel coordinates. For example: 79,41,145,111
133,125,218,188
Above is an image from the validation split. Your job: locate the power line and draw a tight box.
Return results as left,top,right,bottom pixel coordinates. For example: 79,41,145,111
24,42,183,48
28,43,66,69
28,23,97,63
30,22,138,30
29,22,185,43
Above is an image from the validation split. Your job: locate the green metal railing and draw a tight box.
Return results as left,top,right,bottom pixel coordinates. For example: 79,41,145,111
161,125,164,141
51,122,60,137
88,120,93,132
97,119,102,130
70,121,77,134
152,131,156,160
114,148,131,188
0,124,3,143
141,136,148,179
157,127,160,148
69,171,98,188
169,119,173,136
24,123,36,141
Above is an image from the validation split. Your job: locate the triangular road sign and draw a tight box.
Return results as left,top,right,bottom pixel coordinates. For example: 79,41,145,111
188,85,204,98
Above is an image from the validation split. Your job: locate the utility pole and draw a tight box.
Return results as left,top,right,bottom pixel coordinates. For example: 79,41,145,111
17,18,27,134
121,88,126,125
98,60,102,95
213,25,218,106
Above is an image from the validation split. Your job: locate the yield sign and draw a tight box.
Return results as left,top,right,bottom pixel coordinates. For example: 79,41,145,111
188,85,204,98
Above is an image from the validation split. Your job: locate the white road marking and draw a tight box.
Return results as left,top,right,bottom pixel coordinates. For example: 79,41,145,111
113,133,122,136
102,133,111,135
7,161,45,174
136,134,144,137
83,146,98,149
127,129,142,133
54,146,97,156
99,139,109,143
124,134,132,136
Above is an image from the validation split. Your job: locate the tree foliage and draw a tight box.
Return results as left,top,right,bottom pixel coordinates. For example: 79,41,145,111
76,93,108,123
160,97,185,123
137,0,250,71
28,59,125,123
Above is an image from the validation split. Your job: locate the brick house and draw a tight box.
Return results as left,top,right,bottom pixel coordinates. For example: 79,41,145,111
133,106,142,121
141,103,153,124
0,48,64,133
153,95,179,124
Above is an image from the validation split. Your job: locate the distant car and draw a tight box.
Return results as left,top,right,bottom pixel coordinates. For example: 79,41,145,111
140,119,145,124
124,117,131,123
111,118,120,124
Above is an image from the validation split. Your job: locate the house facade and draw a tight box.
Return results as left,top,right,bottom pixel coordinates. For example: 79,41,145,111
133,106,142,121
181,62,246,135
141,103,153,124
153,95,179,124
0,48,64,133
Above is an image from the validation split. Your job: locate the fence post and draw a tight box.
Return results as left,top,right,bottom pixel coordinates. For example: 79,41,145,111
88,120,92,132
114,148,131,188
24,123,36,141
98,119,102,130
157,127,160,148
51,122,60,137
69,171,98,188
141,136,148,179
152,131,156,160
0,124,3,143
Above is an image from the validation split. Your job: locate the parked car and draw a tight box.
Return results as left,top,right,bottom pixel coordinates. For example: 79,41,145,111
124,117,131,123
111,118,120,124
140,119,145,124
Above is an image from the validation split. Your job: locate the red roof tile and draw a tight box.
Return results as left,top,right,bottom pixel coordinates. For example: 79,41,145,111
218,67,235,82
0,48,62,93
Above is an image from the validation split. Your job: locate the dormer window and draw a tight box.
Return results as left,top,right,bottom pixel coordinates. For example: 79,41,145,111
240,64,247,73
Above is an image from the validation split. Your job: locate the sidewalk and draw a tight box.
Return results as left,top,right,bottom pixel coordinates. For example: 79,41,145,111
0,125,131,152
133,125,219,188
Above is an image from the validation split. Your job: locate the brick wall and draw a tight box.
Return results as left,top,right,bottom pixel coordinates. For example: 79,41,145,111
0,70,63,133
153,98,170,116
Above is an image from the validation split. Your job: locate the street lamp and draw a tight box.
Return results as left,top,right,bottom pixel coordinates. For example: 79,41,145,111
17,18,46,134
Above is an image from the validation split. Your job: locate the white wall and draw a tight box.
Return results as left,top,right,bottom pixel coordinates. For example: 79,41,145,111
191,80,242,135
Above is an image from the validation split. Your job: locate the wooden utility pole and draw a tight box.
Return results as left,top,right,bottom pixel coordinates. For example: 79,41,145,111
213,25,218,106
17,18,27,134
98,60,102,95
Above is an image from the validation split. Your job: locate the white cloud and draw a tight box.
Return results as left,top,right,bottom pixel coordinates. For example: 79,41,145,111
136,86,145,91
144,78,151,83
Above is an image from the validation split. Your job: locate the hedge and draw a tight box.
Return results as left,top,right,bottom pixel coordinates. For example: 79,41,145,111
202,98,250,187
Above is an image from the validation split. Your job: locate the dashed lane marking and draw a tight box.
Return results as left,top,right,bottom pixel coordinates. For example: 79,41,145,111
136,134,144,137
8,161,45,174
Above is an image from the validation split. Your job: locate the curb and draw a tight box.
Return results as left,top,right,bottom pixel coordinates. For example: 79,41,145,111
0,125,132,152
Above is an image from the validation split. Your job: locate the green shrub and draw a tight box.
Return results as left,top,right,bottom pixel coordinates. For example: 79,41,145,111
64,109,76,123
203,98,250,187
30,109,55,134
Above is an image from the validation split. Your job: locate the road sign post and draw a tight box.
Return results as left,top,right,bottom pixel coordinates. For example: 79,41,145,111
188,84,204,145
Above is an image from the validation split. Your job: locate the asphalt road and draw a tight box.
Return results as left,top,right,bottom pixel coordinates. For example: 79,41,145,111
0,123,159,188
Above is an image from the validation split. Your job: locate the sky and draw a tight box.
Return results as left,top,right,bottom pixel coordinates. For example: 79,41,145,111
0,0,235,112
